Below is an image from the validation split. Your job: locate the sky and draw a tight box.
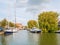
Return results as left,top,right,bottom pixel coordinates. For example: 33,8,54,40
0,0,60,25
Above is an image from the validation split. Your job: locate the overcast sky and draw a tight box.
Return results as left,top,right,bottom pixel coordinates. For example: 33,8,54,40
0,0,60,25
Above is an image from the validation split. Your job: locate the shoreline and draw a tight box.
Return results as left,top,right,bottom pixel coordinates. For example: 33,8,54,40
0,31,4,35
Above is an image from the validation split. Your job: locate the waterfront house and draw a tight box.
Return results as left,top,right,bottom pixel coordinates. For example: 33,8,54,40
58,21,60,27
16,23,24,30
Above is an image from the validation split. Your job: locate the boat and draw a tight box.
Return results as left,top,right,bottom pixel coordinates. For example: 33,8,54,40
12,28,18,33
4,28,18,34
4,2,18,34
29,27,41,33
55,30,60,33
4,28,13,34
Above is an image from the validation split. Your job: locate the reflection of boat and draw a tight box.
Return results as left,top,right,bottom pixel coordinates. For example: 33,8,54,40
30,27,41,33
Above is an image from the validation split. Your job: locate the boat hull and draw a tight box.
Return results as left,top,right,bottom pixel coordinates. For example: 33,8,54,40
55,32,60,33
4,31,13,34
30,31,41,33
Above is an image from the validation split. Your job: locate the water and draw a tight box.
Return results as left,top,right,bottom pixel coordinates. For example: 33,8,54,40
0,30,60,45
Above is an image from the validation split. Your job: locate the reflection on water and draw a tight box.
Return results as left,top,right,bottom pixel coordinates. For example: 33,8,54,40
13,30,40,45
27,32,40,45
0,30,60,45
39,33,57,45
0,34,13,45
0,35,6,45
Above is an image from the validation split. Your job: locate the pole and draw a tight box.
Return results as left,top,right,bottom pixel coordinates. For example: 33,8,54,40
7,1,10,28
14,0,16,28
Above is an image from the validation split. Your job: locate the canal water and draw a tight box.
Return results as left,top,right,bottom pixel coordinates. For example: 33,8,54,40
0,30,60,45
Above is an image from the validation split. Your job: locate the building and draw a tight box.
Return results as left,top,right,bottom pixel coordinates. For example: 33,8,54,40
16,23,24,30
58,21,60,27
58,17,60,27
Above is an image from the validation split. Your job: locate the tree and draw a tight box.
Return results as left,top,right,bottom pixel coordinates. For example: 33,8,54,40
0,19,8,27
38,11,58,32
27,20,38,29
9,22,14,27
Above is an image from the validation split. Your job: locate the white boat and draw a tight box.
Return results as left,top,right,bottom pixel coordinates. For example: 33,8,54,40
4,2,18,34
55,30,60,33
4,28,18,33
4,28,13,34
12,28,18,33
30,27,41,33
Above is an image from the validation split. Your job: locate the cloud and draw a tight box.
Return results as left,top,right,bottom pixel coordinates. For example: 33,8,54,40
28,0,51,6
16,0,28,8
0,0,60,26
26,0,52,14
28,0,41,5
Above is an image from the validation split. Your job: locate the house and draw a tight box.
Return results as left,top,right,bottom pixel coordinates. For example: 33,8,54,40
58,17,60,27
16,23,24,30
58,21,60,27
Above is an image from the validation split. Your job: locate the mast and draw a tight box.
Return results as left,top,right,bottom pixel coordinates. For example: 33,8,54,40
14,0,16,28
7,1,10,28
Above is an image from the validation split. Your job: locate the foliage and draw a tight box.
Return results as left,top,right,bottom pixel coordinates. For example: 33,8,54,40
9,22,14,27
0,19,8,27
38,11,58,32
27,20,38,29
0,19,15,28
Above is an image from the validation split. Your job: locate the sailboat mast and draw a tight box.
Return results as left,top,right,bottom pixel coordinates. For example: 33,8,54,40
14,0,16,28
7,2,10,28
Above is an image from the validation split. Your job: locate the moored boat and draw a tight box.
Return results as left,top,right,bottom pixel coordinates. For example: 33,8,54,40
29,27,41,33
55,30,60,33
4,28,13,34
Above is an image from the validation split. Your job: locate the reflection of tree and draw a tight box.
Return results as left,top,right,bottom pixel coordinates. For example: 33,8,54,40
38,33,57,45
0,35,7,45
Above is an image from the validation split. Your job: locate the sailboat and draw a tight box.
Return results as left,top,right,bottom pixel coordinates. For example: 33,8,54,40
4,28,13,33
12,1,18,33
4,1,18,34
4,15,18,33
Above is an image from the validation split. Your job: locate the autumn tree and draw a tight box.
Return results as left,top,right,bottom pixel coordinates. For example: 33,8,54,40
27,20,38,29
38,11,58,32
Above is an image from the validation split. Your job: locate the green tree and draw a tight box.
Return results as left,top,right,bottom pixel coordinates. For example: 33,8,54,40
9,22,14,27
38,11,58,32
27,20,38,29
0,19,8,27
